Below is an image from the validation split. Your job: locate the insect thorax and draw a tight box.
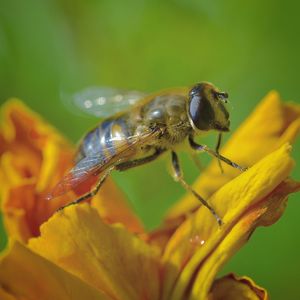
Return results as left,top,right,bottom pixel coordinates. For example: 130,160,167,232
140,94,192,148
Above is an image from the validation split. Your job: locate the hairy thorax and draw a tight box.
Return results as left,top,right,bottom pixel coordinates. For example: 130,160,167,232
139,94,192,149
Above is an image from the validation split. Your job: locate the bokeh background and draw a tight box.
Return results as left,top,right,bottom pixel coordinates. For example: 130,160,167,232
1,0,300,298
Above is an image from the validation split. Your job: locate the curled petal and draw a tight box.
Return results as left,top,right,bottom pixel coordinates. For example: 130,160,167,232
28,204,160,300
161,144,299,300
209,273,268,300
0,241,112,300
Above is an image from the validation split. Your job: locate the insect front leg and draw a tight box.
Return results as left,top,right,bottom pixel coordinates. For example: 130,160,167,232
215,133,224,173
170,151,223,226
57,166,115,211
188,136,247,172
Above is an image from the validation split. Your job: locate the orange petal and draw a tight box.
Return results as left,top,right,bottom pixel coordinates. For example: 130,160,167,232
0,99,143,241
91,178,144,233
161,144,299,300
28,204,160,300
0,287,18,300
0,240,112,300
0,99,73,193
167,92,300,220
208,273,268,300
0,99,74,241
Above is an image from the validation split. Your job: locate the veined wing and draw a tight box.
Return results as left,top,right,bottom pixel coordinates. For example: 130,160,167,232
63,87,146,117
46,128,161,200
45,155,105,200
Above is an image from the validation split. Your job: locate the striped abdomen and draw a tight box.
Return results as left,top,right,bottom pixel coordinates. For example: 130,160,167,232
76,116,133,164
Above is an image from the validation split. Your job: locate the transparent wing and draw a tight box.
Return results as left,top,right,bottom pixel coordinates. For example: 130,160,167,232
45,156,104,200
63,87,146,117
46,128,160,200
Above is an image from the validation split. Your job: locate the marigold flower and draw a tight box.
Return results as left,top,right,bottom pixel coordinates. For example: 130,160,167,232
0,92,299,300
0,99,144,243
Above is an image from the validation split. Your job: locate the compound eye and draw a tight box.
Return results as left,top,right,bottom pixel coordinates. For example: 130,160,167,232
189,88,214,131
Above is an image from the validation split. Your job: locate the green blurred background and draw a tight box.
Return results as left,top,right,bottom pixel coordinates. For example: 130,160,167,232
0,0,299,298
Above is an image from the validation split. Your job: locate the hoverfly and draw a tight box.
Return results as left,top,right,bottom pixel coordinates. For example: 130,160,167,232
47,82,246,225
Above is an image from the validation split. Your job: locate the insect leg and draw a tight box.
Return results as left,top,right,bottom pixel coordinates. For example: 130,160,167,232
171,151,223,226
215,133,224,173
189,136,247,172
190,152,204,171
57,166,115,211
116,148,165,171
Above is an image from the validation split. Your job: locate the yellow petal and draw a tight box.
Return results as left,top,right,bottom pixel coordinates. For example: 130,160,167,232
167,92,300,220
161,144,299,300
28,204,160,300
188,181,295,300
208,273,268,300
0,240,112,300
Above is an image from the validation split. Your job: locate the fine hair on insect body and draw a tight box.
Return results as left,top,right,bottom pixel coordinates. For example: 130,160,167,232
47,82,247,226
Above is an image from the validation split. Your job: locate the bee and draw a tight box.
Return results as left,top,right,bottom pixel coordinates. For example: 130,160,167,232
48,82,246,225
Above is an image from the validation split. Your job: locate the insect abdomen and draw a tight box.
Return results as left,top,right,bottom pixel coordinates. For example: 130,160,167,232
76,117,131,163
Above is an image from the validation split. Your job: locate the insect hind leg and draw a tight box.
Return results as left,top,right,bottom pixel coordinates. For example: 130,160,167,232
171,151,223,226
57,166,115,211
